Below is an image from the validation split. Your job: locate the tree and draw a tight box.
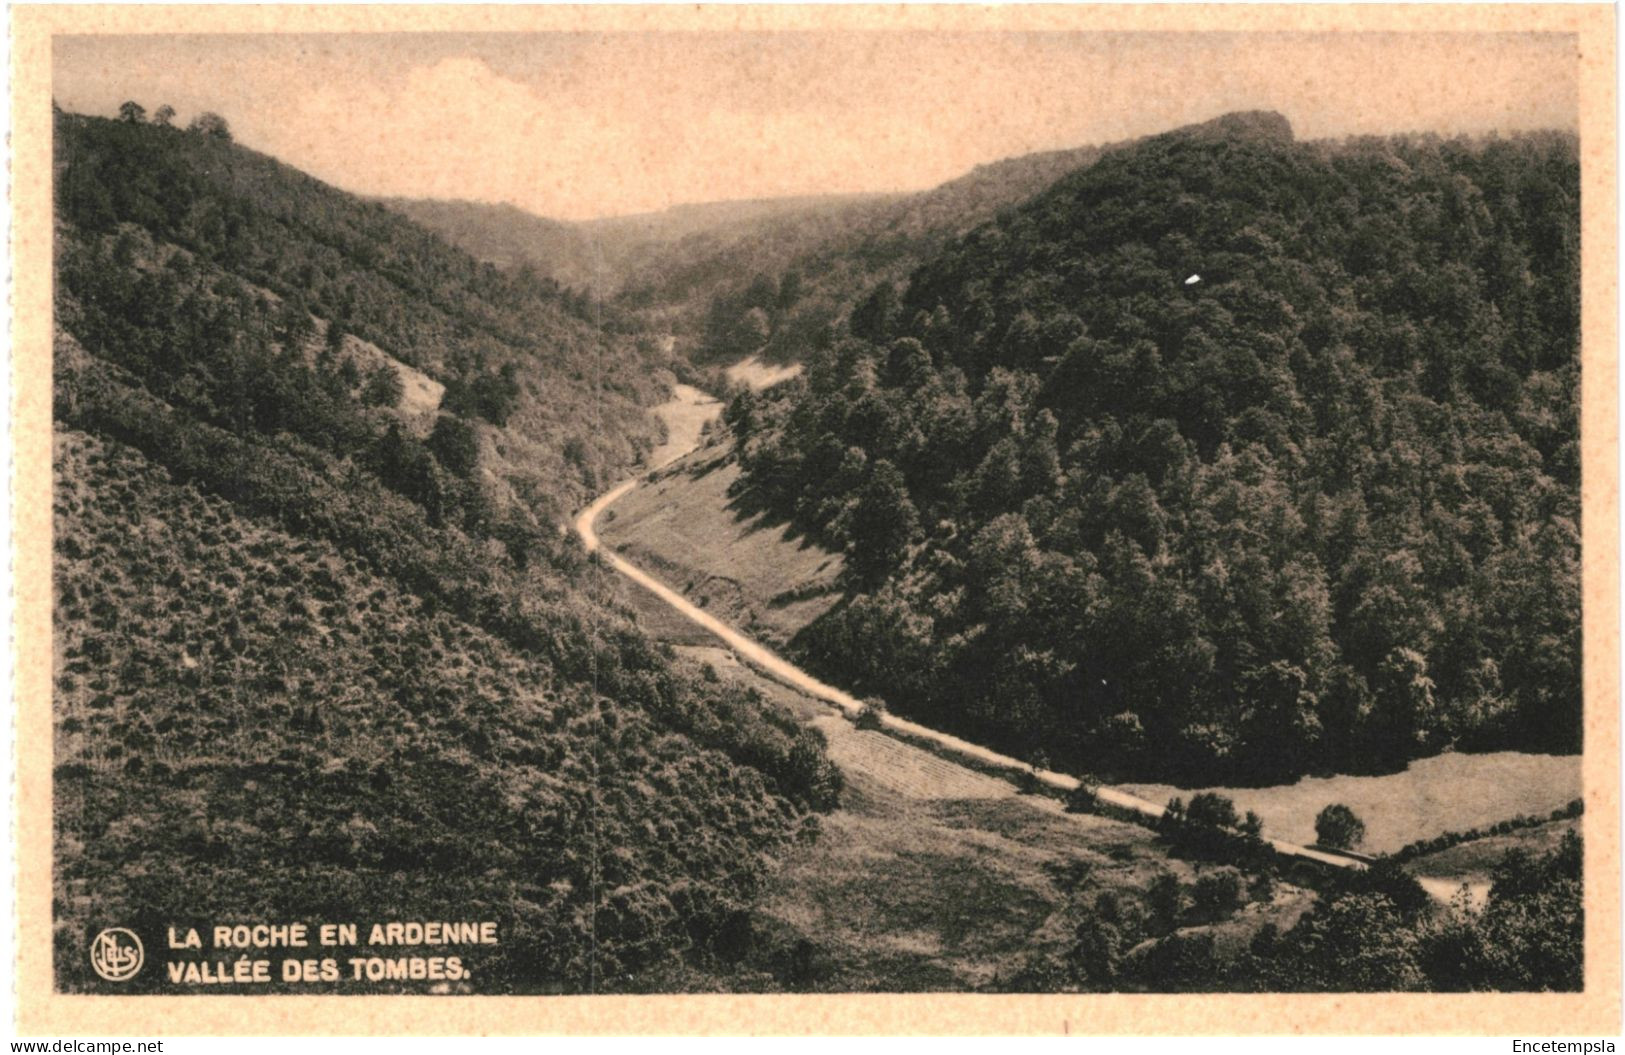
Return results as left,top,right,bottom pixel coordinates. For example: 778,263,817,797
846,460,920,583
1347,857,1430,917
187,112,232,141
777,269,803,311
368,423,443,522
1186,792,1240,830
849,281,899,343
118,101,147,124
741,273,778,312
456,364,521,425
276,297,314,348
1070,917,1122,989
723,388,759,440
1191,867,1244,921
152,105,176,127
427,415,480,478
1315,803,1366,850
1146,872,1187,933
1019,409,1064,498
1134,932,1218,988
1279,893,1427,991
734,307,771,353
361,363,404,408
884,337,934,392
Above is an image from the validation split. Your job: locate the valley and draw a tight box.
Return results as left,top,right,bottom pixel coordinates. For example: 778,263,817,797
48,94,1587,995
591,375,1579,883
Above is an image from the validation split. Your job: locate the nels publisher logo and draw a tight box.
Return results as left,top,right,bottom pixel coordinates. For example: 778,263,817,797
89,927,144,982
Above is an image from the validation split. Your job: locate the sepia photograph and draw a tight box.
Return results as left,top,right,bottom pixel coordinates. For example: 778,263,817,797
9,2,1620,1036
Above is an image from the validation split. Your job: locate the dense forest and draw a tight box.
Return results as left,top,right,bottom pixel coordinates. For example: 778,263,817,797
52,107,842,992
730,111,1581,785
660,142,1111,367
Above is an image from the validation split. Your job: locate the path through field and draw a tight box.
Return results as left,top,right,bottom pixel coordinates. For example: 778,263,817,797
576,372,1366,876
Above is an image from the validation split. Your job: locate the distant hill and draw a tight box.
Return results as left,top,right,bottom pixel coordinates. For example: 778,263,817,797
583,192,903,247
383,139,1117,361
646,112,1384,365
619,141,1112,361
376,113,1405,372
51,109,841,993
378,197,606,289
382,192,901,297
57,111,691,522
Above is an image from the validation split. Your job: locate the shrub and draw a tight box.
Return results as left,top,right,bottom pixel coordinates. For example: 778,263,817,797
854,698,886,731
1187,792,1240,830
427,415,480,478
361,363,404,408
1065,780,1099,814
1315,803,1366,851
1146,872,1187,933
1130,932,1218,989
1191,867,1245,921
1343,858,1431,918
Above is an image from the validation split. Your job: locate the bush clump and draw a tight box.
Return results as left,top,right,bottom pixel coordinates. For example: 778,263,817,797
854,697,886,731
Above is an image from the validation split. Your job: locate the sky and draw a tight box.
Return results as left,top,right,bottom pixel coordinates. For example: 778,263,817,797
53,31,1578,222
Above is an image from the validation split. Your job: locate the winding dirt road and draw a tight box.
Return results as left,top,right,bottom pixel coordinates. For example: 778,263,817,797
574,384,1365,875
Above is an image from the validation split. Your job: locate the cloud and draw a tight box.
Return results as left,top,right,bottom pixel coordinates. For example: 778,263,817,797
55,32,1578,221
283,58,547,205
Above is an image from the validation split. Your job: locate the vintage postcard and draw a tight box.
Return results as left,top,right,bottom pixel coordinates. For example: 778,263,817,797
9,2,1620,1036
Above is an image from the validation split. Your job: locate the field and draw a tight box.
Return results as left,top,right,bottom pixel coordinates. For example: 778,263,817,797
1122,751,1582,855
668,647,1314,991
597,442,844,647
647,384,722,471
1403,817,1582,883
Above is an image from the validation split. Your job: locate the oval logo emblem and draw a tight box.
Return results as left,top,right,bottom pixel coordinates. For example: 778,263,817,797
89,928,144,982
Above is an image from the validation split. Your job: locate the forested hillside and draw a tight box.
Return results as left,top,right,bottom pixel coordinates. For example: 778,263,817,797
58,110,669,526
730,112,1580,786
378,197,612,294
629,144,1109,365
52,108,841,992
383,192,901,309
